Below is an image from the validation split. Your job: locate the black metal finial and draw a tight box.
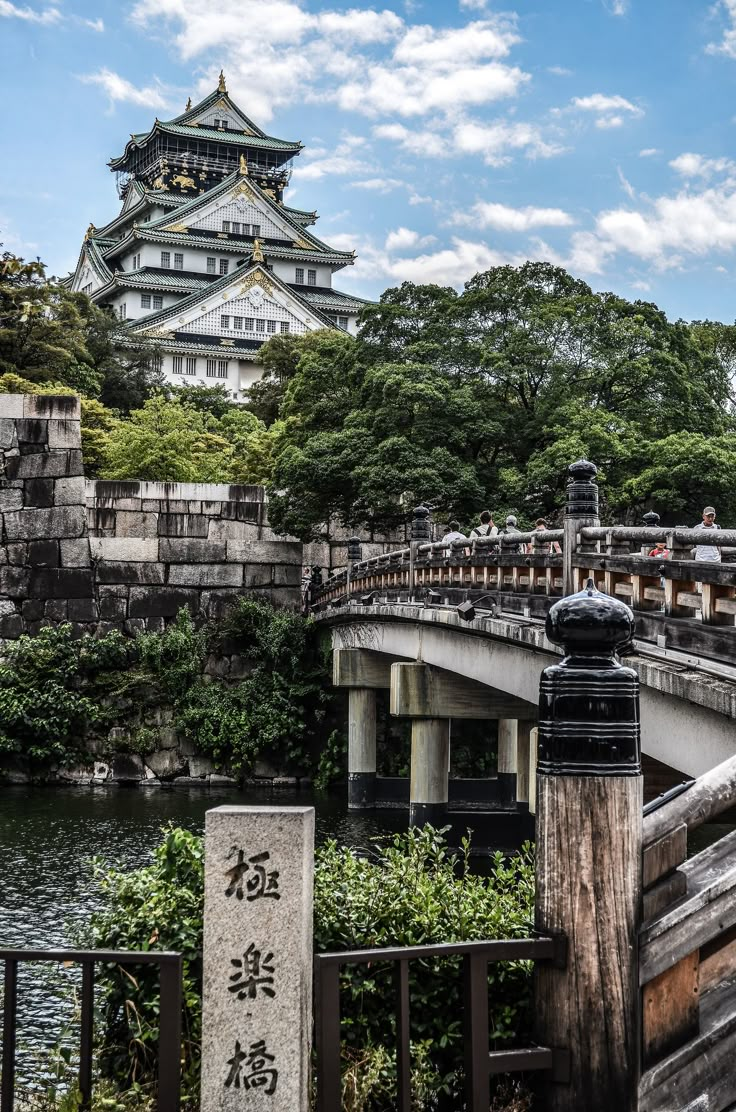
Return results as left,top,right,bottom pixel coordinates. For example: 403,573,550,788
347,536,362,564
539,582,640,776
566,459,599,519
642,511,660,528
411,505,431,543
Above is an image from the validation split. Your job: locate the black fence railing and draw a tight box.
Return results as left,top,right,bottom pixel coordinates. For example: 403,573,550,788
0,948,183,1112
314,935,568,1112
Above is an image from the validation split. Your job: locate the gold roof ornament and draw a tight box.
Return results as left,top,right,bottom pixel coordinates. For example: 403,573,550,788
185,97,192,111
218,70,227,93
84,223,96,241
252,238,265,263
239,154,249,176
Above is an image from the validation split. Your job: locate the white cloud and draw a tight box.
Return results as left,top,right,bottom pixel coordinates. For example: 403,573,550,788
548,65,572,76
453,119,565,164
706,0,736,58
459,0,489,9
611,0,628,14
0,1,60,24
352,178,405,192
669,152,736,179
384,226,435,251
315,9,403,43
596,114,624,129
572,93,642,115
78,68,172,110
617,166,636,199
78,16,104,31
373,123,446,158
639,148,661,157
456,201,574,231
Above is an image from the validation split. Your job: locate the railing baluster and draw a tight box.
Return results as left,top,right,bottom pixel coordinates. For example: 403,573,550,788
158,955,182,1112
395,959,411,1112
1,959,18,1112
463,953,489,1112
315,959,341,1112
78,961,94,1110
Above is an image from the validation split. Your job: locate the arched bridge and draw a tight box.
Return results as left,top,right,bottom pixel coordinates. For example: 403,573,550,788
313,461,736,823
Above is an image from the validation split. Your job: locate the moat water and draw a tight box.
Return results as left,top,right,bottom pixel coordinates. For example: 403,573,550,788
0,782,407,1090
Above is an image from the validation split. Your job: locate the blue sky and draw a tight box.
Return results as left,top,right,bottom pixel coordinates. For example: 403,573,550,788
4,0,736,321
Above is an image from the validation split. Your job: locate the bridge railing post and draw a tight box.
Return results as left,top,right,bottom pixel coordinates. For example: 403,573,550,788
563,460,599,596
533,580,642,1111
410,505,431,602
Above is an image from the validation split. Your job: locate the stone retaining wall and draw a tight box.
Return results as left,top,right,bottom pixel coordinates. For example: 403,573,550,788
0,396,302,638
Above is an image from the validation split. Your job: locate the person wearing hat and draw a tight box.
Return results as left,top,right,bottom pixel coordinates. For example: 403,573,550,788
499,513,522,554
693,506,721,562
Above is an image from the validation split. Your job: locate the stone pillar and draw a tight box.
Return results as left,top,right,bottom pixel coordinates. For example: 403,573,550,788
516,718,535,810
409,718,450,827
534,582,641,1112
348,687,377,809
563,459,599,596
201,805,314,1112
497,718,517,806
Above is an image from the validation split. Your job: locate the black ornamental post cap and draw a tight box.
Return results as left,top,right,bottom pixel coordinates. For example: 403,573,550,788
566,459,599,519
411,505,431,543
539,580,640,776
347,536,362,564
642,511,660,527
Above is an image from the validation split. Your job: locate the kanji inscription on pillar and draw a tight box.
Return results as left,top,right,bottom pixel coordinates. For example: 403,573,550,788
201,806,314,1110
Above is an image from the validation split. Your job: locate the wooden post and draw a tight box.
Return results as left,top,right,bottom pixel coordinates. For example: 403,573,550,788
534,580,642,1111
562,460,600,596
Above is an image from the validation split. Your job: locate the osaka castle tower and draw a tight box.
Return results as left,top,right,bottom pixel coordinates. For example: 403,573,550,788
68,72,367,398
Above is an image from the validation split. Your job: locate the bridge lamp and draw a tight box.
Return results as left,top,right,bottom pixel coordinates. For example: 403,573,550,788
361,591,377,606
425,589,442,606
456,593,498,622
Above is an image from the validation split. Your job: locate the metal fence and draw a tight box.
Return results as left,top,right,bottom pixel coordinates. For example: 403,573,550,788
0,948,182,1112
314,935,568,1112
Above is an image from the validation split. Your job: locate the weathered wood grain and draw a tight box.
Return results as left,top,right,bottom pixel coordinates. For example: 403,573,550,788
642,870,687,923
700,925,736,994
534,774,642,1112
642,951,699,1069
643,823,688,889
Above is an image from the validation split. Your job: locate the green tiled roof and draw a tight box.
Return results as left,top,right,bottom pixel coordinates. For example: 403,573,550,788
160,122,300,151
114,268,210,292
296,288,371,312
103,226,353,265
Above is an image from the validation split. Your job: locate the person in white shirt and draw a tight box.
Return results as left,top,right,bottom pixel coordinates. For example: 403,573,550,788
442,520,466,544
471,510,498,539
694,506,721,562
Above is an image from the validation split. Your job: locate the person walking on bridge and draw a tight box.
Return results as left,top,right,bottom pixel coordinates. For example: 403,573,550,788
527,518,561,554
694,506,721,562
471,510,497,540
499,514,522,554
442,520,466,544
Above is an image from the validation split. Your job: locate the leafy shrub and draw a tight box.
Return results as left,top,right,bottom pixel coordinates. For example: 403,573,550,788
87,826,534,1110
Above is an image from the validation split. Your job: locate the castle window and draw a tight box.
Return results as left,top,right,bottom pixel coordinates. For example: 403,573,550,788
295,267,304,284
244,317,254,330
174,253,184,270
307,269,316,286
82,283,92,294
233,316,243,329
207,257,216,274
186,357,197,375
280,321,290,333
160,251,170,268
222,220,231,233
153,295,163,310
267,319,276,333
206,359,229,378
221,315,230,329
118,304,127,320
140,294,151,309
219,259,229,275
150,355,162,373
256,319,265,332
173,355,183,373
252,224,261,236
232,221,241,235
338,316,349,330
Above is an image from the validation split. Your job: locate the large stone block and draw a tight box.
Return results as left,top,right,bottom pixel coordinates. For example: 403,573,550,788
244,565,273,588
99,595,127,622
0,567,31,598
0,395,24,419
46,419,82,449
89,538,159,563
28,568,94,599
273,564,300,587
54,477,86,506
0,613,23,639
23,478,54,507
158,513,209,538
9,450,83,480
15,419,48,447
114,511,158,538
168,564,243,587
95,561,165,585
220,501,262,523
128,586,199,618
189,756,216,778
0,489,23,512
45,599,68,621
110,753,145,782
4,506,85,541
159,538,226,563
27,540,60,567
201,806,314,1112
201,590,242,621
226,541,302,565
0,419,18,449
24,395,81,420
207,519,260,543
59,539,91,567
68,598,98,622
146,748,187,780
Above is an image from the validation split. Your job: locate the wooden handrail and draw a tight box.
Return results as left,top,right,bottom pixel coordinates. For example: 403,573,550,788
643,754,736,846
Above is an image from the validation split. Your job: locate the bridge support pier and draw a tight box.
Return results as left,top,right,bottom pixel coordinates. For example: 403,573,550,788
497,719,518,805
516,718,535,811
348,688,377,810
409,718,450,827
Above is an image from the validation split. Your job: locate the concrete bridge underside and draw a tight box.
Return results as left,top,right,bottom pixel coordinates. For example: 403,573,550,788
324,604,736,779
